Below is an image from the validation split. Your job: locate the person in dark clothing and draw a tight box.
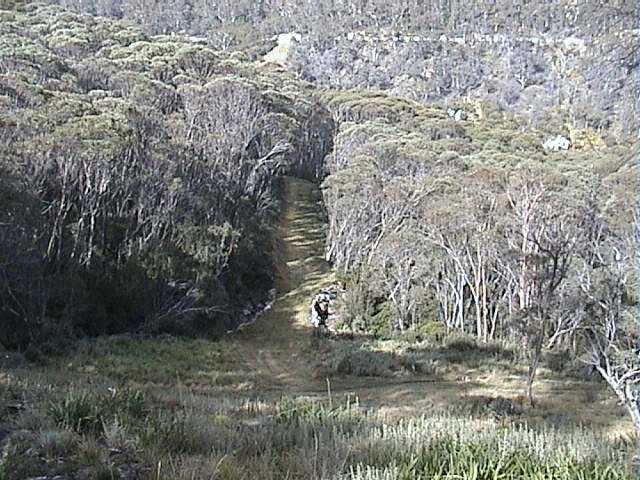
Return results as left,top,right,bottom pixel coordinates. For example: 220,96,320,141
310,293,331,327
314,299,329,326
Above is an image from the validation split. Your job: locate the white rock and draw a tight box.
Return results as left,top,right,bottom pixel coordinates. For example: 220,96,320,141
543,135,571,151
562,37,586,54
454,109,467,121
263,32,301,66
447,108,467,121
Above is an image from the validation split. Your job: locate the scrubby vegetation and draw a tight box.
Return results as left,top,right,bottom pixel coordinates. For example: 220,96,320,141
1,1,637,478
319,87,637,427
322,333,518,380
43,0,638,141
0,4,333,350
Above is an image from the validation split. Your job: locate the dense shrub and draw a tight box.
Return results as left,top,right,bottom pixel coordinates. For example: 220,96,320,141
331,344,398,377
0,5,334,349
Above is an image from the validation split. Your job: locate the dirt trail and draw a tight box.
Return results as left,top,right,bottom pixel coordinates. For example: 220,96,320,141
225,176,335,392
222,177,473,414
225,176,438,401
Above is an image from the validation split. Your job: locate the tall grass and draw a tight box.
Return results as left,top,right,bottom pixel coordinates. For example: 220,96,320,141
345,450,627,480
341,415,628,479
47,388,146,434
141,398,630,479
1,381,631,480
355,415,622,465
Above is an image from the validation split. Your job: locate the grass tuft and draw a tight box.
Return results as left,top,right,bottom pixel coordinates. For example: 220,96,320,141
47,388,147,434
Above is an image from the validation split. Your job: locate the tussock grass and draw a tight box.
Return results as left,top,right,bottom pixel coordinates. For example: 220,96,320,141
48,388,146,434
344,448,627,480
275,396,365,430
340,414,629,480
1,358,632,480
351,415,622,465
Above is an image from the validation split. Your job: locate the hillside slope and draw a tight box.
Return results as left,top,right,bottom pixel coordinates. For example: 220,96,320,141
0,4,636,479
0,177,633,479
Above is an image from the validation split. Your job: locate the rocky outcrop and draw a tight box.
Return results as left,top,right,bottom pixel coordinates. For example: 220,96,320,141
263,32,302,66
543,135,571,151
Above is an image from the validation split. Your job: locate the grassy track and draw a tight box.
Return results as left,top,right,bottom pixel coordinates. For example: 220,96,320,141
221,176,336,392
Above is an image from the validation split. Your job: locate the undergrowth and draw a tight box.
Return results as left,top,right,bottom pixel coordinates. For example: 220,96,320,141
1,381,631,480
322,333,518,378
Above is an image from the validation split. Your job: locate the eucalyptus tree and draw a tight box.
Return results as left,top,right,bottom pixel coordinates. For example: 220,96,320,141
573,172,640,454
0,5,332,348
581,230,638,429
492,165,584,404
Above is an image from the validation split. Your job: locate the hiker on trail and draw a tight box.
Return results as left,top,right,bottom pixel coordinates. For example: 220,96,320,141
310,293,331,328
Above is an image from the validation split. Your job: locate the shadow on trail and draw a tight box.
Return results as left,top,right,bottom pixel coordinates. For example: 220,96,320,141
221,176,337,391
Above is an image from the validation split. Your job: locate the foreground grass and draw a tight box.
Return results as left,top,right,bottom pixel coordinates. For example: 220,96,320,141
0,350,634,479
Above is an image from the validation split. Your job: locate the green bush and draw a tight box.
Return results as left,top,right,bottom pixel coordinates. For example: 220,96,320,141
369,303,393,339
415,320,447,342
329,343,398,377
449,394,524,419
397,352,439,375
430,334,516,370
0,5,336,351
442,334,481,352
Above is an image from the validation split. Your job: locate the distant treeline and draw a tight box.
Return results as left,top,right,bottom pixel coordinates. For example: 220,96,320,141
47,0,636,40
45,0,639,140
